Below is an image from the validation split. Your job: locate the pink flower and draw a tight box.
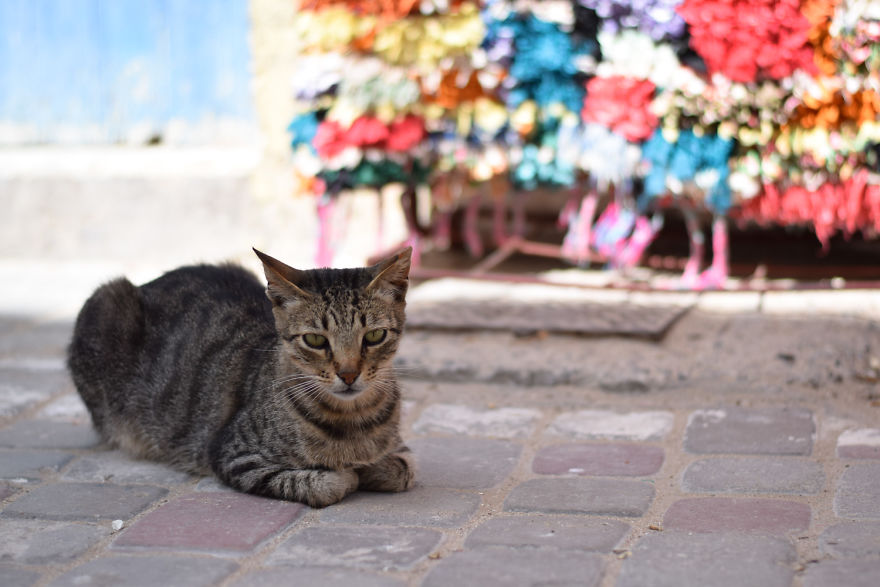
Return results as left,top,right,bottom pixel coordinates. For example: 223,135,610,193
313,120,349,159
345,116,390,148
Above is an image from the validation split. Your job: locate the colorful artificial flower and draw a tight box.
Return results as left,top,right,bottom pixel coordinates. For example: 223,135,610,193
582,76,658,142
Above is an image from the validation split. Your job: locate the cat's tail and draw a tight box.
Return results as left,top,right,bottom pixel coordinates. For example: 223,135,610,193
67,278,145,433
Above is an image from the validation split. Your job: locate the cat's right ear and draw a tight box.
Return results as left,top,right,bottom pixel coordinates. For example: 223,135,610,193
253,248,313,306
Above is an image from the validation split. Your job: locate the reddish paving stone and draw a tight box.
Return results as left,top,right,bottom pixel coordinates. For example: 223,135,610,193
465,515,629,552
423,547,604,587
618,531,795,587
684,407,814,455
114,493,305,553
533,443,664,477
3,482,167,522
504,478,654,517
663,497,811,534
803,560,880,587
819,522,880,558
834,463,880,519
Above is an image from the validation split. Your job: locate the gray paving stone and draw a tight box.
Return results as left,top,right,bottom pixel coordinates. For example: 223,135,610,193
504,478,654,517
617,531,795,587
533,443,664,477
465,514,629,552
835,464,880,519
819,522,880,558
231,567,404,587
0,518,108,564
0,566,41,587
0,368,69,419
664,497,811,534
320,486,481,528
48,554,238,587
62,451,194,485
422,546,604,587
548,410,674,441
409,436,521,489
681,457,824,494
0,482,20,500
0,320,72,359
685,407,814,455
0,450,74,481
0,420,100,449
2,482,167,522
803,560,880,587
837,428,880,459
269,525,442,570
412,403,541,438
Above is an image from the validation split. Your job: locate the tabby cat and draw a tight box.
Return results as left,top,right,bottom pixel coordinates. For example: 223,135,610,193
67,248,415,507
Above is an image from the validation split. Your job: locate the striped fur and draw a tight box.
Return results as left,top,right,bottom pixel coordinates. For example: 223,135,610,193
68,248,414,508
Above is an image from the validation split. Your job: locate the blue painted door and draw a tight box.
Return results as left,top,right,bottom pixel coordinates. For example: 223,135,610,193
0,0,254,144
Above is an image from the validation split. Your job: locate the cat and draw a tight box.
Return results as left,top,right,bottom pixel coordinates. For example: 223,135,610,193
67,247,415,508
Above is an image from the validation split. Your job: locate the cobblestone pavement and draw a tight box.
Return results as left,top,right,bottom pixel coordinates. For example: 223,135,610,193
1,290,879,586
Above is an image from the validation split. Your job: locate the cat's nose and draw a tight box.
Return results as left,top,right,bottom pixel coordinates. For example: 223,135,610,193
337,369,360,386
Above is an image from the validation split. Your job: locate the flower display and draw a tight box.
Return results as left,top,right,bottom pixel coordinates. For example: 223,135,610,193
288,0,880,277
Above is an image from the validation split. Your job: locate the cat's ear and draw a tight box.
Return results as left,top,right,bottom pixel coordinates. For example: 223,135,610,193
253,248,313,306
366,247,412,301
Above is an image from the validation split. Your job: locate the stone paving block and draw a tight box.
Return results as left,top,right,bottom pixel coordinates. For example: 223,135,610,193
803,560,880,587
504,478,654,517
0,518,108,564
3,482,167,522
548,410,674,441
533,443,664,477
0,450,74,481
0,482,20,500
269,525,441,570
0,420,99,449
422,546,604,587
0,320,71,359
412,403,541,438
113,493,305,554
819,522,880,558
62,451,193,485
0,566,41,587
684,407,814,455
194,476,235,492
409,436,521,489
465,514,629,552
231,567,404,587
834,463,880,519
837,428,880,459
664,497,811,534
48,554,238,587
0,368,65,419
617,531,795,587
320,486,481,528
35,393,90,423
681,457,824,494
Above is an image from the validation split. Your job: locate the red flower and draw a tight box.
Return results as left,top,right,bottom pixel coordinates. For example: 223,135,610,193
345,116,390,147
386,115,426,152
582,76,658,142
677,0,816,82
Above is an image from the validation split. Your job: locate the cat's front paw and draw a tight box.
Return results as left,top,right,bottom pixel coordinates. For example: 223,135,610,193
305,469,359,508
357,449,416,493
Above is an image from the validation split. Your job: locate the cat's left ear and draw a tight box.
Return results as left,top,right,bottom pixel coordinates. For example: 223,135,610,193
366,247,412,301
253,248,313,306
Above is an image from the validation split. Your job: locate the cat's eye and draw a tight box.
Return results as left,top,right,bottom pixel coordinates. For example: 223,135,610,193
363,329,386,345
302,333,328,349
